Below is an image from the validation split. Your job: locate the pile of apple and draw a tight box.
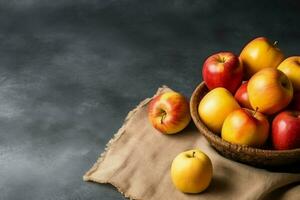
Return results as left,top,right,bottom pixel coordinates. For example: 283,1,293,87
200,37,300,150
147,37,300,194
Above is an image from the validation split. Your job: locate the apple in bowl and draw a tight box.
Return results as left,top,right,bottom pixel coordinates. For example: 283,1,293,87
240,37,284,78
221,108,269,147
278,56,300,92
202,52,243,94
198,87,240,133
234,81,252,109
272,111,300,150
247,68,293,115
148,91,191,134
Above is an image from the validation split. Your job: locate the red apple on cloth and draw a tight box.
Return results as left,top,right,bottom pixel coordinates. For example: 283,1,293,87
248,68,293,115
272,111,300,150
202,52,243,94
148,91,191,134
234,81,252,109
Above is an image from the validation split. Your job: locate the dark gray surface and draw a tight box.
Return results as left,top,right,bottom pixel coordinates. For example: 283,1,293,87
0,0,299,199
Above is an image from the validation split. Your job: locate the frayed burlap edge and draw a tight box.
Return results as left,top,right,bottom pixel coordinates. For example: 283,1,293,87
83,86,170,200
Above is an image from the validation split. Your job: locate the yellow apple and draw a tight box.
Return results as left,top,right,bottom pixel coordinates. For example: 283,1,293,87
198,87,240,133
248,68,293,115
240,37,284,78
171,149,213,193
148,91,191,134
278,56,300,92
222,108,269,147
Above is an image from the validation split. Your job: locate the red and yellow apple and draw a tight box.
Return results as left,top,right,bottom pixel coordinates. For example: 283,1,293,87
278,56,300,92
198,87,240,133
240,37,284,78
234,81,252,109
248,68,293,115
221,108,269,147
202,52,243,94
171,149,213,193
148,91,191,134
272,111,300,150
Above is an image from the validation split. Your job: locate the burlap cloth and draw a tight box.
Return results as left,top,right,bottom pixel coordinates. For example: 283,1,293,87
83,86,300,200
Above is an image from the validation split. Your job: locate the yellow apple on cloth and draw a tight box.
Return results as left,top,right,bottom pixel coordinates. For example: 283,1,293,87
240,37,284,78
198,87,240,133
248,68,293,115
148,91,191,134
278,56,300,92
222,108,269,147
171,149,213,193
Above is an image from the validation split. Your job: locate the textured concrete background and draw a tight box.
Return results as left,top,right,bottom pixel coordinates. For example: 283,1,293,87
0,0,299,199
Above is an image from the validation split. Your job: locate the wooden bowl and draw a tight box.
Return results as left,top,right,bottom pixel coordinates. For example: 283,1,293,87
190,82,300,167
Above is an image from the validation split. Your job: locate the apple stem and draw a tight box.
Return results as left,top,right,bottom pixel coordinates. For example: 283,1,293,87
253,107,259,116
160,112,166,124
192,151,195,157
273,41,278,46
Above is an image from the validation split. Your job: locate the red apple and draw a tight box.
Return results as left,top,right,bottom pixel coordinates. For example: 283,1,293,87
202,52,243,94
272,111,300,150
148,91,191,134
234,81,252,109
290,91,300,111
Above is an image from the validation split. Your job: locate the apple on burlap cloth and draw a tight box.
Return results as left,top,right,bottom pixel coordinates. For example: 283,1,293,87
83,86,300,200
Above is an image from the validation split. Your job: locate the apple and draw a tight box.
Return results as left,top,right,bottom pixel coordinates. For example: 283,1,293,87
240,37,284,78
234,81,252,109
148,91,191,134
221,108,269,147
290,91,300,111
248,68,293,115
198,87,240,133
278,56,300,92
202,52,243,94
171,149,213,193
272,111,300,150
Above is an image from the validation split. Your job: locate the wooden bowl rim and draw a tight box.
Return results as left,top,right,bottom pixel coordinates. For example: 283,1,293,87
190,82,300,156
